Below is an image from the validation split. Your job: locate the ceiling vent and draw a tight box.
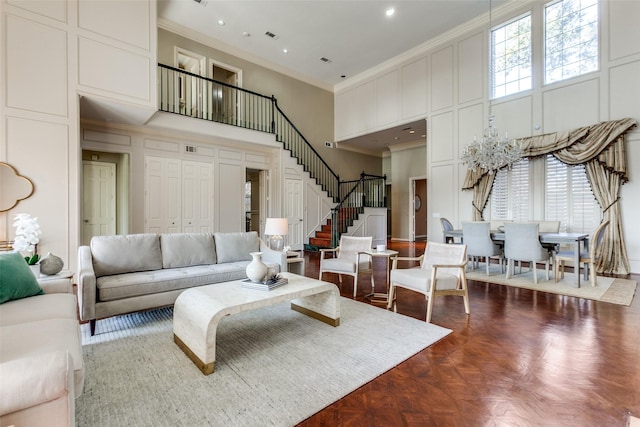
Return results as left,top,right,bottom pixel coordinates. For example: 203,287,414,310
320,57,331,63
265,31,279,40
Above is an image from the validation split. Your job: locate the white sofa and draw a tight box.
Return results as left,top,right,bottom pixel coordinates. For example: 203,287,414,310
0,279,84,427
77,231,287,335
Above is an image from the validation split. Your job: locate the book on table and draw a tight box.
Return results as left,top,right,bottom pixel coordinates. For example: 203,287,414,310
241,277,288,291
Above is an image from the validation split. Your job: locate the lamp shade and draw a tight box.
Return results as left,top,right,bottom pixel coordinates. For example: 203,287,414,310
264,218,288,236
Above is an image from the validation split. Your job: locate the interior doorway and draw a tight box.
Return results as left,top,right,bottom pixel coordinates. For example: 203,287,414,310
209,59,242,125
410,177,427,241
81,151,130,245
245,169,267,234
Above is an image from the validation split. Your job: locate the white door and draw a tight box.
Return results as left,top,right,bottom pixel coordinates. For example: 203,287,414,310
145,156,181,233
82,161,116,245
182,160,214,232
285,178,304,251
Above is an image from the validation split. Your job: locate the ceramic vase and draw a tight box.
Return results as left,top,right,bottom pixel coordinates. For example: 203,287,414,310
246,252,267,283
29,264,40,278
40,252,64,275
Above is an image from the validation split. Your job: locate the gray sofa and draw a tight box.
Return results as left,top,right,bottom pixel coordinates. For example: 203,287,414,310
77,231,287,335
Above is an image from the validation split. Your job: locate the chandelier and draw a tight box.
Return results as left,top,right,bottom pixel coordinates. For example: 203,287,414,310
461,0,524,174
461,115,524,173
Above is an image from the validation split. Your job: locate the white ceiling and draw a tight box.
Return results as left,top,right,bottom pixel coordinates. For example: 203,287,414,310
158,0,493,89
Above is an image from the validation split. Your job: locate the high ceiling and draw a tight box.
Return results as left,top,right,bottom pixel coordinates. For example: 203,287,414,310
153,1,499,155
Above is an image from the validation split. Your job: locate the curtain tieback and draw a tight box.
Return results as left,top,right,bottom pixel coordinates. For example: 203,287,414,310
472,202,484,220
603,197,620,213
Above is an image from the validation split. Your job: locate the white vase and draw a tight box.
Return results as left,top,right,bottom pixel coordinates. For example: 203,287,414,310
246,252,267,283
29,264,40,278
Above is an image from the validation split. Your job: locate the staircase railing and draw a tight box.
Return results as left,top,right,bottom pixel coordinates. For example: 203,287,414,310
157,64,340,201
330,172,387,247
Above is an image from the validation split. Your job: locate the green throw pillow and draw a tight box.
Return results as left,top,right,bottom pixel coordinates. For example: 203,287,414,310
0,252,44,304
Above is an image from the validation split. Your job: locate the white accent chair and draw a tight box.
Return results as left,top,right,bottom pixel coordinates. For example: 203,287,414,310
504,222,551,284
387,242,469,323
555,220,609,286
462,221,503,276
318,235,374,298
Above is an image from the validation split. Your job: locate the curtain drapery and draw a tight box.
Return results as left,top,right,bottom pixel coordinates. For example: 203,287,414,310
462,117,637,275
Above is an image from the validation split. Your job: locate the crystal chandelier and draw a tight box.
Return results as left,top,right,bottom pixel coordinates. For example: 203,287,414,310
461,115,524,173
461,0,524,174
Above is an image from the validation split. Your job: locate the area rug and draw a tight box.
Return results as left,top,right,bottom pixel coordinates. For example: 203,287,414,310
466,264,637,306
76,297,451,426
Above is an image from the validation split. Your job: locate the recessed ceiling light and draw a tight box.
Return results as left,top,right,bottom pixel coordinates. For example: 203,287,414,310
385,8,395,17
242,31,251,37
282,49,288,54
217,19,225,26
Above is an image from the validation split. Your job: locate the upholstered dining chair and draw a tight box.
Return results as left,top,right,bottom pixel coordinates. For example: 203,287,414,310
554,220,609,286
504,222,551,284
319,235,374,298
462,221,503,276
440,217,458,243
387,241,469,323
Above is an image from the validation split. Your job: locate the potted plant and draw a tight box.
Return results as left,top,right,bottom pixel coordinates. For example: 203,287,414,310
12,213,42,273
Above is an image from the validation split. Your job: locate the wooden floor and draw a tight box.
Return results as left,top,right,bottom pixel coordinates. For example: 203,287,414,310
296,240,640,427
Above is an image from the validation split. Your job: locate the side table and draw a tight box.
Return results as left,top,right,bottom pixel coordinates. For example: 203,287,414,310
36,269,74,294
364,249,399,305
286,256,305,276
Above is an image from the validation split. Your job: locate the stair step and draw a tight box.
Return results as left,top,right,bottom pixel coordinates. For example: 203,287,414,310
309,237,331,248
315,231,331,239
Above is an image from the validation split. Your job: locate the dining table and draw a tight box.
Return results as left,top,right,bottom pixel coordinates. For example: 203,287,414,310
443,229,589,287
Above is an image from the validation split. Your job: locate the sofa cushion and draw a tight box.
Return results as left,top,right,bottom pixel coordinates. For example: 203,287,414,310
0,319,84,397
160,233,216,268
214,231,259,263
0,252,43,304
95,261,280,302
91,234,162,277
0,293,77,327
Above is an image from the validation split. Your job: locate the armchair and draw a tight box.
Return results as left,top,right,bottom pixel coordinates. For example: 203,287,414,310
387,242,469,323
318,236,374,298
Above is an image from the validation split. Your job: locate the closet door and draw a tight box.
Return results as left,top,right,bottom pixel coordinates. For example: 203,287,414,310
145,156,182,233
182,160,214,233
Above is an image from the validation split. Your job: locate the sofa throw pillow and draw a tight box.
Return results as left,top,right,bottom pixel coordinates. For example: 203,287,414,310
214,231,260,263
91,234,162,277
160,233,216,268
0,252,44,304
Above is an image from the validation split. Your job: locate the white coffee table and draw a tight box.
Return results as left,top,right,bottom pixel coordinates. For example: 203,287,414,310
173,272,340,375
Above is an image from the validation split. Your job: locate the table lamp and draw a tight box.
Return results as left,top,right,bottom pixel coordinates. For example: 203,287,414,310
264,218,288,251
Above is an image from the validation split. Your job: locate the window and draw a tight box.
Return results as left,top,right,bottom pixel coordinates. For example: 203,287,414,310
492,14,532,98
490,158,530,221
544,0,599,84
545,155,600,233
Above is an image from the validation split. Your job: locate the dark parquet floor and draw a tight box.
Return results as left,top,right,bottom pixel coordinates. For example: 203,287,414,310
296,240,640,427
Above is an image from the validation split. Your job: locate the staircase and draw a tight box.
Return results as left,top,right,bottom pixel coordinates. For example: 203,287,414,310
158,63,386,247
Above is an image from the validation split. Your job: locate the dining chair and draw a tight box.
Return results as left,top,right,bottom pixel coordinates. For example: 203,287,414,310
319,235,374,298
387,241,469,323
504,222,551,284
440,217,458,244
462,221,503,276
554,220,609,286
533,220,561,260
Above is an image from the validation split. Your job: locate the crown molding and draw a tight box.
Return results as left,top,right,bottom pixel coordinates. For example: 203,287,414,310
334,142,383,158
387,140,426,153
334,0,534,92
158,18,334,92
